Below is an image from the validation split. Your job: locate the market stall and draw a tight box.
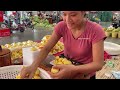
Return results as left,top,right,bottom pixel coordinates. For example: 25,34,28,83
0,35,65,79
0,34,119,79
103,26,120,38
31,15,54,30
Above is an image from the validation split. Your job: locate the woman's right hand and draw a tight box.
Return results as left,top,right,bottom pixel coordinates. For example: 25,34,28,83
20,65,37,79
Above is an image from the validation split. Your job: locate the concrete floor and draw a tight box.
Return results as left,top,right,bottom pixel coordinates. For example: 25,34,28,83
0,28,53,45
0,28,120,45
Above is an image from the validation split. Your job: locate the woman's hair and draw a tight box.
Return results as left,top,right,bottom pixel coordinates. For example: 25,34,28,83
84,13,87,17
84,11,90,18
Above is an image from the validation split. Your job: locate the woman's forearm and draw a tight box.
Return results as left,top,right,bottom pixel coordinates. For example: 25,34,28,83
31,47,51,68
75,61,104,75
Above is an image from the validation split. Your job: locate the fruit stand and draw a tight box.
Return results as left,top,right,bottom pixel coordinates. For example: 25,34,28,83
1,34,120,79
31,16,54,30
103,26,120,38
0,35,65,79
1,35,64,65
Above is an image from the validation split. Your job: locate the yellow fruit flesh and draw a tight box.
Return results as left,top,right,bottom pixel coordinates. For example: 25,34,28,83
51,68,59,74
40,35,64,54
53,56,72,65
33,75,41,79
16,74,21,79
30,47,37,51
16,67,41,79
1,40,41,60
35,69,40,75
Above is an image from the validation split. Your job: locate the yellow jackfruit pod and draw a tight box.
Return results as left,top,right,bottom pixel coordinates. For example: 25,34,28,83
33,75,41,79
30,47,37,51
35,69,40,75
63,60,72,65
55,56,59,60
51,68,59,74
57,62,63,65
58,58,63,62
16,74,21,79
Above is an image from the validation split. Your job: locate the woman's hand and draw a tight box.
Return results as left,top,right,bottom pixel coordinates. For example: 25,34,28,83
20,65,37,79
48,64,78,79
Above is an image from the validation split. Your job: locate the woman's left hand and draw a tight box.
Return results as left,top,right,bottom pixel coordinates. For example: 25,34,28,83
48,64,78,79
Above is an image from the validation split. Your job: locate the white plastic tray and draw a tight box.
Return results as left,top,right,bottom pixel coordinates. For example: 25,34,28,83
104,42,120,55
0,65,52,79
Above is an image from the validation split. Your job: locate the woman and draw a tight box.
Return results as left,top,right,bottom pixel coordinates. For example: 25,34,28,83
20,11,106,79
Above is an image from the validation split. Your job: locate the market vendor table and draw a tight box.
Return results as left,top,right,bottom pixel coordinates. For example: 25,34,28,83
96,56,120,79
0,28,11,37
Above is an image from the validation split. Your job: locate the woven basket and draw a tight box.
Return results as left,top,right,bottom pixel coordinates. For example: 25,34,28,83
0,65,52,79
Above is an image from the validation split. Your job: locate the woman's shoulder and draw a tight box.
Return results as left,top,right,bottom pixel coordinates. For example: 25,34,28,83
87,20,103,31
56,21,67,27
54,21,67,37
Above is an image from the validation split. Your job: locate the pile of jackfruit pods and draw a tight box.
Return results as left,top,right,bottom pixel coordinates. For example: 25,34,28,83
39,35,64,55
16,66,41,79
51,56,72,74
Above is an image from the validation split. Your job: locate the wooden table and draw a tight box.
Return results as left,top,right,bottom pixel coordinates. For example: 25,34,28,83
96,58,120,79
